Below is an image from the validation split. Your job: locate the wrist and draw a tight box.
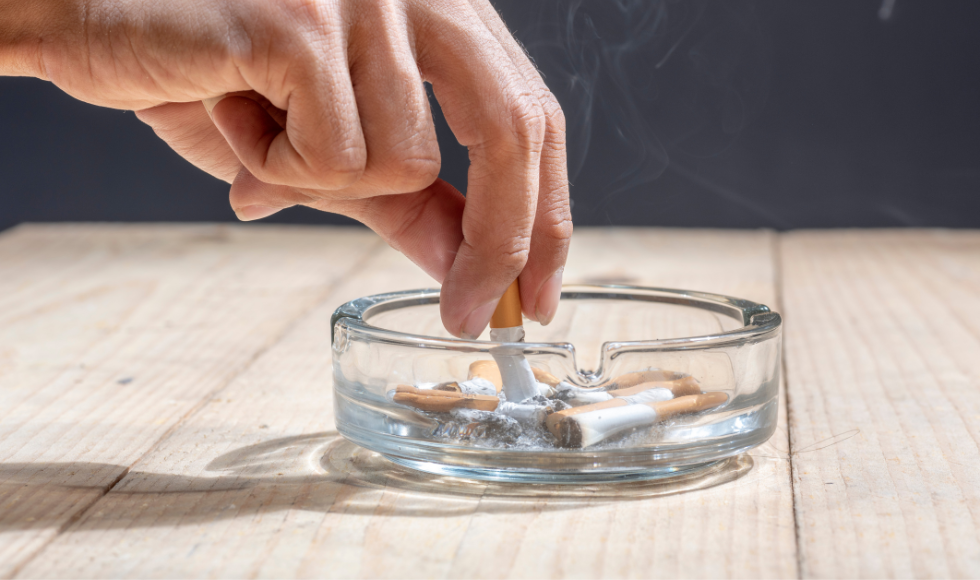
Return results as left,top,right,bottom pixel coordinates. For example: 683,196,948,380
0,0,80,78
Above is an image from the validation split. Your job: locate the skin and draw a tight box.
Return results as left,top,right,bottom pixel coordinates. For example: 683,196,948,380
0,0,572,338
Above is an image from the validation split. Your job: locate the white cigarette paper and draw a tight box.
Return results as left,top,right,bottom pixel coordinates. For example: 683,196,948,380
573,404,661,448
489,326,539,403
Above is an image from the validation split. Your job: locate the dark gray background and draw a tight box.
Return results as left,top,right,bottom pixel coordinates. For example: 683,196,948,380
2,0,978,232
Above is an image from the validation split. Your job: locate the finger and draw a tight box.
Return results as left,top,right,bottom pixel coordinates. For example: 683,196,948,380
413,1,547,338
209,4,368,191
469,0,572,325
231,172,465,281
135,101,243,183
344,1,441,195
138,94,300,221
227,167,312,221
335,179,465,282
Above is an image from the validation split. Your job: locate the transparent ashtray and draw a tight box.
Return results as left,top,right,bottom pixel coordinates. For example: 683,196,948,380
331,285,781,484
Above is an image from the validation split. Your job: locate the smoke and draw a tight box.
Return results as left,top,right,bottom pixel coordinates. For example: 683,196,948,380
878,0,897,21
512,0,775,225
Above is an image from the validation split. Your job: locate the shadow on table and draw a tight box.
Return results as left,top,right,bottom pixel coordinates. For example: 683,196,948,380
0,432,765,531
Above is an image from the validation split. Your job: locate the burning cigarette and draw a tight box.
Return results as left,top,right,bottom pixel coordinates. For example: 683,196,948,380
392,384,499,413
547,391,728,448
488,280,540,403
605,370,702,397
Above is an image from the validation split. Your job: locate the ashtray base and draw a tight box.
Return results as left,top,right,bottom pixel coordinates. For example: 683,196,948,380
382,454,729,484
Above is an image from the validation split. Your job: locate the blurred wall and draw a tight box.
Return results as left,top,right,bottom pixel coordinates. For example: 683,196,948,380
2,0,978,231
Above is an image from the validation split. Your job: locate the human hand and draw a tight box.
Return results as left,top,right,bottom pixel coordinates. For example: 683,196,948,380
10,0,571,337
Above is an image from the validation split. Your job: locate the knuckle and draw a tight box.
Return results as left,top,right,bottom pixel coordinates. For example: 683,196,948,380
491,235,531,274
539,208,573,245
540,91,567,136
388,155,441,191
308,144,367,188
379,135,441,191
502,94,547,149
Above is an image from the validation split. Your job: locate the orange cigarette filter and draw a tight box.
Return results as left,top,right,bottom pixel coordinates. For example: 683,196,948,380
392,385,499,413
490,279,523,329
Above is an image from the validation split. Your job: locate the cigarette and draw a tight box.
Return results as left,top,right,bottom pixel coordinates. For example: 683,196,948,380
392,384,500,413
546,391,728,448
488,280,540,403
606,370,702,397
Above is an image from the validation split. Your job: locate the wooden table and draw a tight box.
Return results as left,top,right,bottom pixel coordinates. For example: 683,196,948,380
1,224,978,578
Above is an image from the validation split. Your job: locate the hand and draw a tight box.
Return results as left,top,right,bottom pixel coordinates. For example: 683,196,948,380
6,0,571,337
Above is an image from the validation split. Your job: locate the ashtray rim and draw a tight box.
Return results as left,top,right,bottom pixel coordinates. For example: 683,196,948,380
331,284,781,353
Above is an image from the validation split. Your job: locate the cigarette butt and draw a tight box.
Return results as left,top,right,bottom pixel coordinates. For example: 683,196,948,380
607,371,702,397
467,360,503,392
546,398,627,433
432,382,462,393
392,384,499,413
531,367,561,387
547,391,729,448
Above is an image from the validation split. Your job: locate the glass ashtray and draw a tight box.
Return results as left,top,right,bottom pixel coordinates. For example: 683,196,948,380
331,285,781,484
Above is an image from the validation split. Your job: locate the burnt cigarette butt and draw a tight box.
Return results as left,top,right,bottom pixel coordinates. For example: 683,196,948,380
467,360,503,392
546,398,628,433
548,391,729,448
392,384,499,413
546,387,673,431
607,371,702,397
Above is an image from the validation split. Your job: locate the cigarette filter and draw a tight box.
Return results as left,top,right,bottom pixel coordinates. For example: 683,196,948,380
392,384,500,413
606,370,702,397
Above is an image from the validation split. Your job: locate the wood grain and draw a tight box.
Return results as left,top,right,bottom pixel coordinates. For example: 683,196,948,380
12,228,796,579
781,230,980,578
0,224,381,577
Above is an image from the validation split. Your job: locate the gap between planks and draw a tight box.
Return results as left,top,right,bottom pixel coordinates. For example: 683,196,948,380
772,232,806,580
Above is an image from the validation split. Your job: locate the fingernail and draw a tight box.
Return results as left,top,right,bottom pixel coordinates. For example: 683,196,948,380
535,268,563,326
460,300,499,340
202,95,226,118
234,205,282,221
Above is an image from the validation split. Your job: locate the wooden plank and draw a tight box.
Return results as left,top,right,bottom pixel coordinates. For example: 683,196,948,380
16,228,797,579
0,224,381,577
781,230,980,578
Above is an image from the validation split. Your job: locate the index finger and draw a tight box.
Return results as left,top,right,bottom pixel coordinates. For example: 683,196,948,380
413,2,547,339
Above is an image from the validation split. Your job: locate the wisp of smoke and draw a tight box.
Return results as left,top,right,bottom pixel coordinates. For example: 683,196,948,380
514,0,777,225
